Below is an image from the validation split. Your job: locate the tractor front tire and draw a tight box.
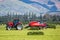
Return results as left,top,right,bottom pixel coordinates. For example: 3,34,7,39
6,26,11,30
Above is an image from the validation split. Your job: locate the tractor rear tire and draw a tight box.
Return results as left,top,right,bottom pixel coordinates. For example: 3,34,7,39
16,25,23,30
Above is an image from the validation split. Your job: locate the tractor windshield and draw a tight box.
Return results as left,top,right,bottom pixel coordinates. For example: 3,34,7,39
13,18,19,25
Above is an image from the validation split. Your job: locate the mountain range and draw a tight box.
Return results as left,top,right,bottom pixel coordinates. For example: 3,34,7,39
0,0,40,16
0,0,60,16
20,0,60,11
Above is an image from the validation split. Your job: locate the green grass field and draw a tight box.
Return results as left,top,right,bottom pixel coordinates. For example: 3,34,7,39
0,25,60,40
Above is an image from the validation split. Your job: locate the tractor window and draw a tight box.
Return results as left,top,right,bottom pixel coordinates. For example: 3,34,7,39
13,19,19,25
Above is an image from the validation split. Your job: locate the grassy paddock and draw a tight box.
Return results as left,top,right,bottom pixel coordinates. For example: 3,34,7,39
0,25,60,40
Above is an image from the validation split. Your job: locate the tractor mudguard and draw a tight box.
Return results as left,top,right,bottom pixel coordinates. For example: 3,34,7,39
7,22,13,27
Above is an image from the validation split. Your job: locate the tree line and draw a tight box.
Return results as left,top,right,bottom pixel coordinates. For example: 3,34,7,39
0,12,60,24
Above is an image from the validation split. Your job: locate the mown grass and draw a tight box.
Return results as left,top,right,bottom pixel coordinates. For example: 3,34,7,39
0,25,60,40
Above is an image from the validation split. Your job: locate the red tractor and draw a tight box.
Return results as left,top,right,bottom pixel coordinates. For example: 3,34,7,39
6,18,23,30
25,21,47,30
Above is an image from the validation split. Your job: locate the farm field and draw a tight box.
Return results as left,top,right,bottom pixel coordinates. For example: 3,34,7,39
0,25,60,40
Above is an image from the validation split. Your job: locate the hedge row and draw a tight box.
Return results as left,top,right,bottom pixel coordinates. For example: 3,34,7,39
46,23,56,29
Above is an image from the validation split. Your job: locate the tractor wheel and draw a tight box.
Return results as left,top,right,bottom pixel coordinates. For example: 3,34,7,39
39,26,43,29
16,25,23,30
6,26,11,30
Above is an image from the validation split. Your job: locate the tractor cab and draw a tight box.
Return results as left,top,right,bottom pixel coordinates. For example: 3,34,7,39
13,18,19,26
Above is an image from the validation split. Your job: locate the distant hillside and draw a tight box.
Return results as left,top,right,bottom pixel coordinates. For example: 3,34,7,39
45,11,60,16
